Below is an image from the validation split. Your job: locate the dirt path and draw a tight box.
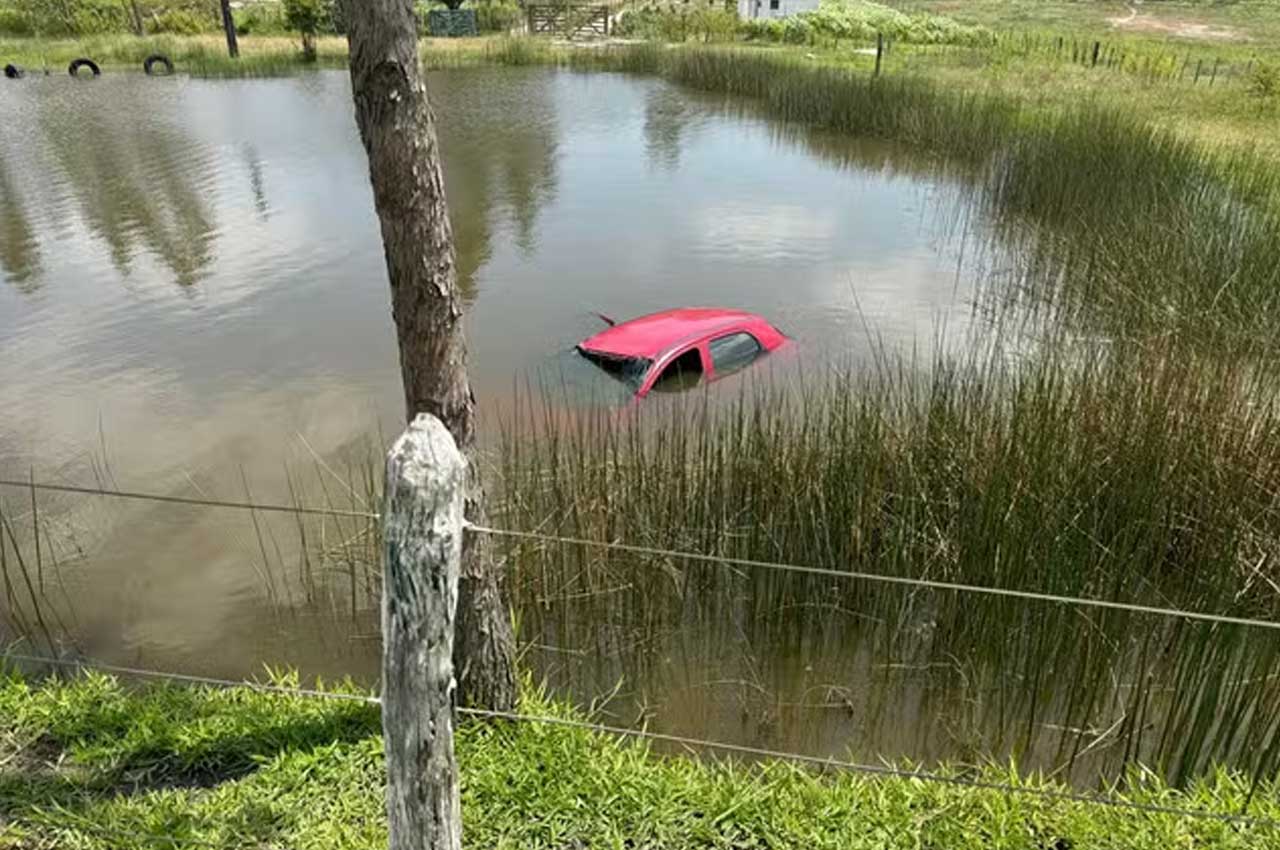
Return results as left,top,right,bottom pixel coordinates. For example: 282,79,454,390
1107,2,1241,41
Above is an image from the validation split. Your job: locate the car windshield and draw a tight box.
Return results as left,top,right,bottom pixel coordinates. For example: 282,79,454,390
576,348,651,394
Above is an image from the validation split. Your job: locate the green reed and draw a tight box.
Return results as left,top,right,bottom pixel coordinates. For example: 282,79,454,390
495,337,1280,786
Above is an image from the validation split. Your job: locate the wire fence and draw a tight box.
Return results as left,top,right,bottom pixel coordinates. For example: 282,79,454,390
5,477,1280,632
7,472,1280,844
4,651,1278,833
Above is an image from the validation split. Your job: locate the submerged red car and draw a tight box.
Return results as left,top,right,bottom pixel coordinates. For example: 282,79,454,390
576,308,788,398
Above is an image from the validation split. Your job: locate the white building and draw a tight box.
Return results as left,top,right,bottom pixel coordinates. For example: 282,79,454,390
737,0,820,20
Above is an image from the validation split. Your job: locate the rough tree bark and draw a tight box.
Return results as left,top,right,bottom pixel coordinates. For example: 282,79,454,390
342,0,516,711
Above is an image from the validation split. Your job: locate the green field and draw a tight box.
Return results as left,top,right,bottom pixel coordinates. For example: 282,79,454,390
883,0,1280,43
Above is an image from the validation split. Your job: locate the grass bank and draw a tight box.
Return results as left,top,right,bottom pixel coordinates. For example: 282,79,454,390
0,33,537,77
2,670,1278,848
4,13,1278,157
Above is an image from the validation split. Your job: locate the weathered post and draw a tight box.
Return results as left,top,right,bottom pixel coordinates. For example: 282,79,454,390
874,32,883,77
219,0,240,58
382,414,465,850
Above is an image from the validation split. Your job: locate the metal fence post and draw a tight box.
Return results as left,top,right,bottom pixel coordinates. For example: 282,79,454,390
382,414,467,850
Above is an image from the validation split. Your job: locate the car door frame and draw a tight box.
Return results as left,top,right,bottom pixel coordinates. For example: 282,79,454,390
636,339,713,398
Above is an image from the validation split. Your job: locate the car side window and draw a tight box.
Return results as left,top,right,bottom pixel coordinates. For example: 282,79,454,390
649,347,704,394
709,332,762,376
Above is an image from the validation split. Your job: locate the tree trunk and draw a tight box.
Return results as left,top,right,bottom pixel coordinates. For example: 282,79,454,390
220,0,239,58
127,0,144,36
342,0,516,711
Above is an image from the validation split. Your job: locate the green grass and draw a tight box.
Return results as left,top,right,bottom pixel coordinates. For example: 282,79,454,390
3,670,1280,848
0,33,561,77
882,0,1280,44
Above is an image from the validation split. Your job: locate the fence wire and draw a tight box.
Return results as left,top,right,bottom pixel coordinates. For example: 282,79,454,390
3,652,1277,831
466,523,1280,633
0,479,378,519
6,476,1280,632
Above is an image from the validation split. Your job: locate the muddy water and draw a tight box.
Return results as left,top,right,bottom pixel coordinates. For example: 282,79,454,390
0,69,994,756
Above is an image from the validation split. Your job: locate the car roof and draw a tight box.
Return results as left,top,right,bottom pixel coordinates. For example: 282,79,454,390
578,308,763,361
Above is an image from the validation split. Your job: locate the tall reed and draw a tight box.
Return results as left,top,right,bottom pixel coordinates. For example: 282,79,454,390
496,337,1280,786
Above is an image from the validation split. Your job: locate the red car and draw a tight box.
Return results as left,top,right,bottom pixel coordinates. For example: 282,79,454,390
577,308,788,398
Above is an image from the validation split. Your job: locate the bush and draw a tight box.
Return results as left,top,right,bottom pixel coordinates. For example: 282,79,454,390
148,9,210,35
474,0,521,33
741,0,992,48
235,2,289,35
0,7,33,35
616,6,737,43
283,0,327,59
1247,61,1280,101
69,0,132,35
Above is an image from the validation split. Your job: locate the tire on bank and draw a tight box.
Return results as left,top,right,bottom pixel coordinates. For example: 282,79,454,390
68,58,101,78
3,63,23,79
143,54,174,76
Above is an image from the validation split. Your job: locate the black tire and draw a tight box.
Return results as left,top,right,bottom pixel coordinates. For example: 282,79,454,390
143,54,174,76
3,63,23,80
67,58,101,78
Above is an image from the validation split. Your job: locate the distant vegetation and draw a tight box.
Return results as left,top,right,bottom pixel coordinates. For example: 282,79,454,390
615,0,994,46
0,0,522,38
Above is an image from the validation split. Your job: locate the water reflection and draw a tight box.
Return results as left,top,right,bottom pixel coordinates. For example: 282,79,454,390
436,70,560,296
644,86,693,171
37,84,216,288
0,157,40,290
242,143,270,221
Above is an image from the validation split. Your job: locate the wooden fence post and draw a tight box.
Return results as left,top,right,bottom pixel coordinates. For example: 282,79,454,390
383,414,466,850
874,32,883,77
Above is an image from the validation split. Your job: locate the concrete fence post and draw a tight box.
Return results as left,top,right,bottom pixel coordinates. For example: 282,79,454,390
382,414,467,850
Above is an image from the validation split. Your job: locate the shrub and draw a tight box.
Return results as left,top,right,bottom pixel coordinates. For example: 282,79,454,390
474,0,521,33
0,6,33,35
235,2,289,35
745,0,992,48
283,0,326,60
616,6,737,43
148,9,209,35
1247,61,1280,101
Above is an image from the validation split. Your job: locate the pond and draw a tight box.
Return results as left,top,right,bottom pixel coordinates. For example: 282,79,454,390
0,68,999,766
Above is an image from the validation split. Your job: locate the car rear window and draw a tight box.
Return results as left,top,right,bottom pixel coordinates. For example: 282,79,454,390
577,348,651,392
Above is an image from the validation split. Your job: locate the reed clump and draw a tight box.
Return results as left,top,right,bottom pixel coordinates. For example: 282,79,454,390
497,336,1280,786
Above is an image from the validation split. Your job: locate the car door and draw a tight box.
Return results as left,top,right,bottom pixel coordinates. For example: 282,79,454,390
639,342,710,396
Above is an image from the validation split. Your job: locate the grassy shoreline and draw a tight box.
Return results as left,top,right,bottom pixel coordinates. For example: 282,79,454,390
2,670,1278,848
2,25,1276,157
